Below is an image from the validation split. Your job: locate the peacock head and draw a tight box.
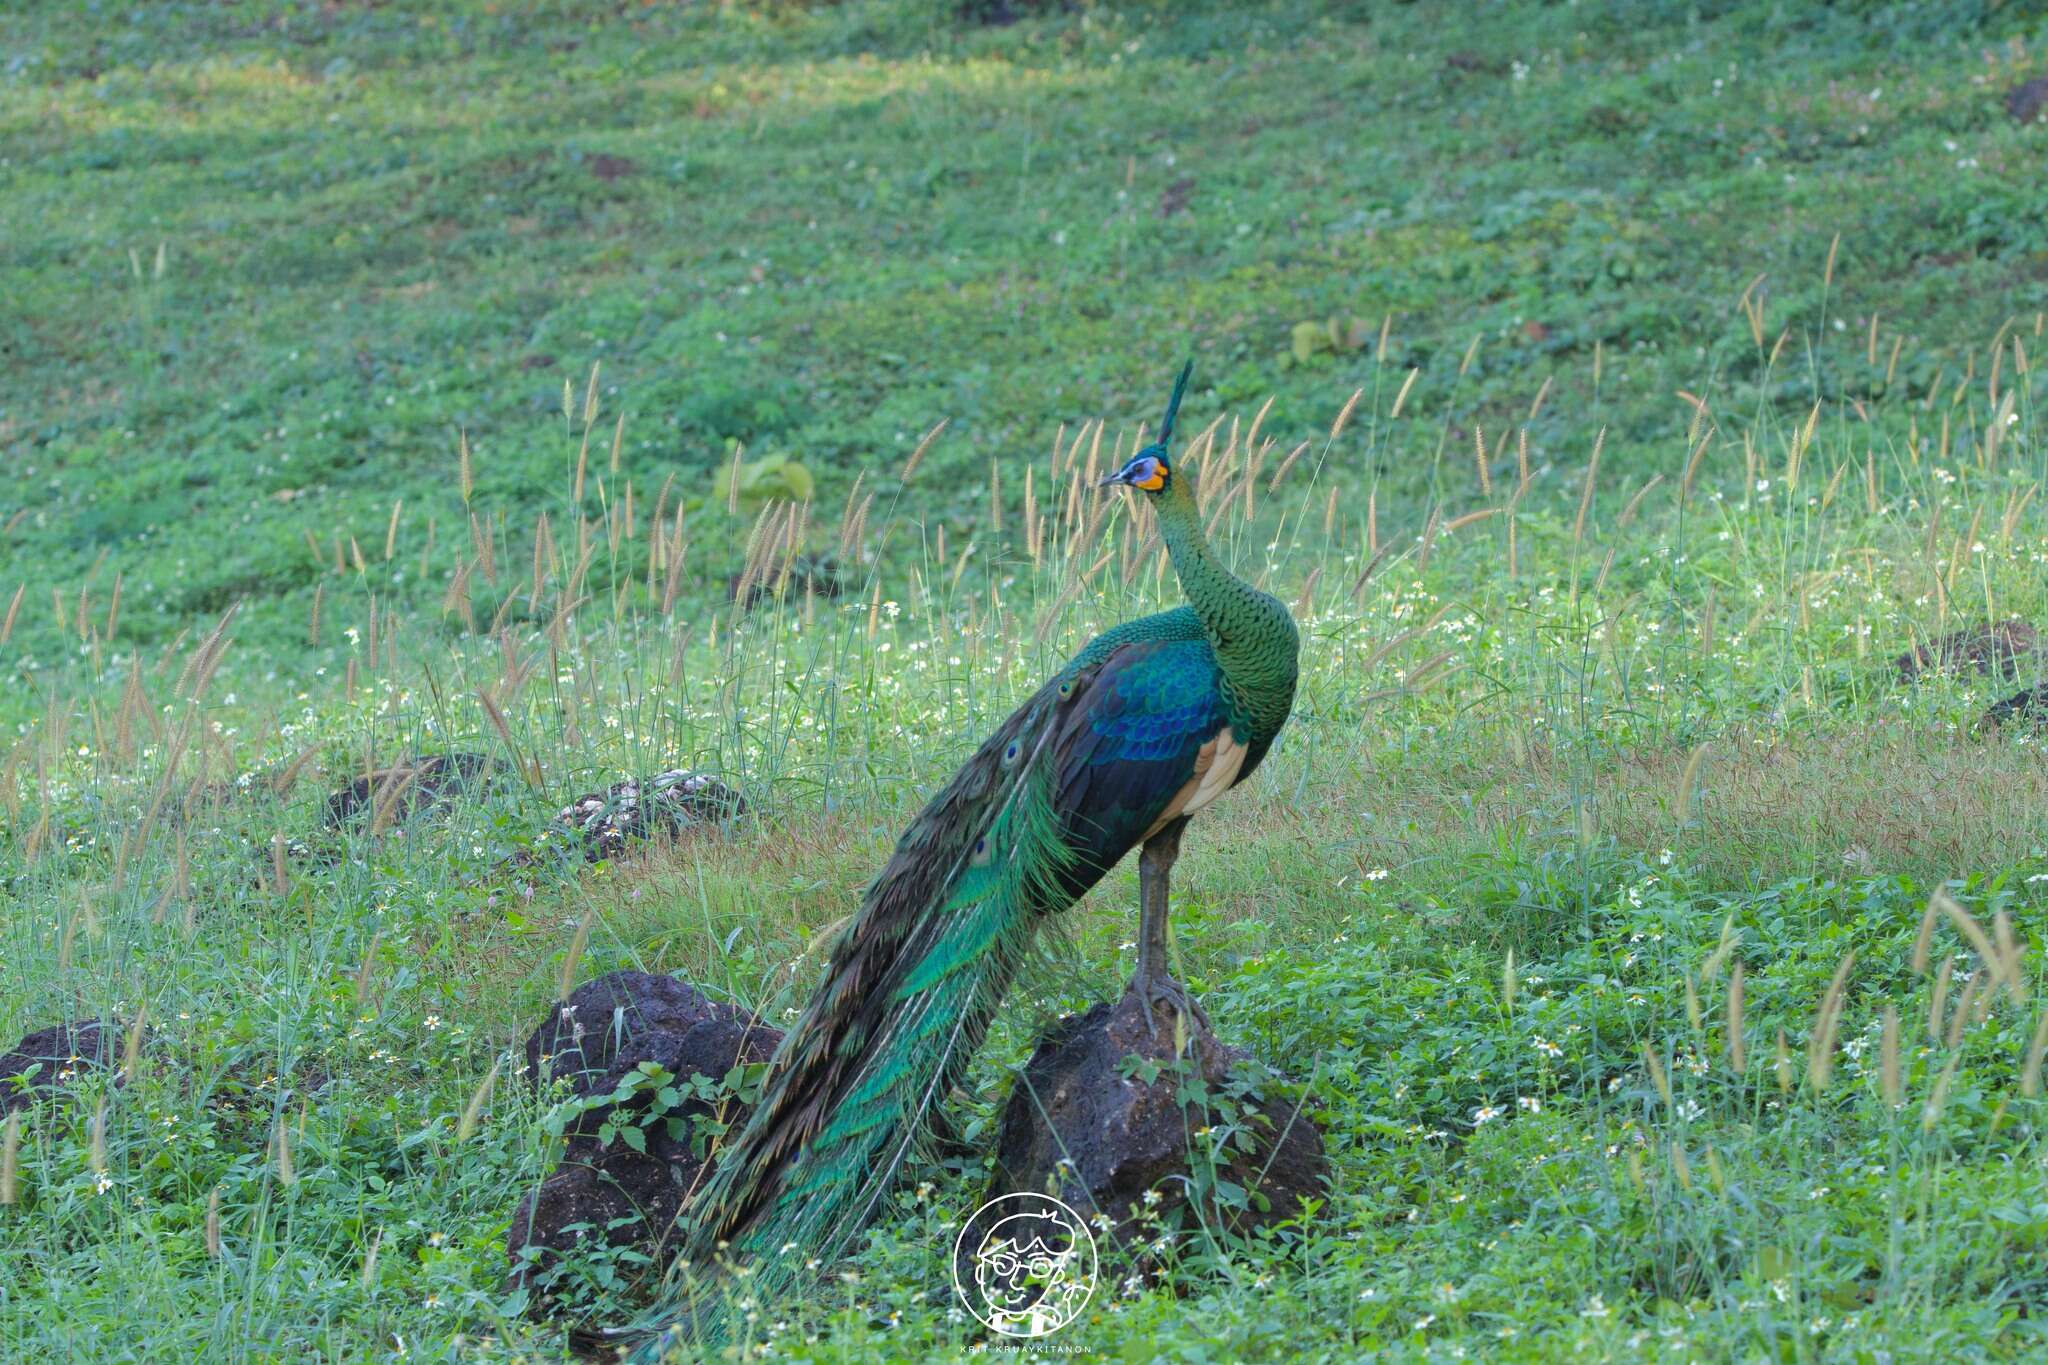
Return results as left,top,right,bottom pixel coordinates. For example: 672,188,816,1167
1098,444,1171,496
1098,360,1194,500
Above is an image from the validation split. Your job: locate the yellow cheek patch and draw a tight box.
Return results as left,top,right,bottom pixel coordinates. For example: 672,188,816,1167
1135,468,1167,491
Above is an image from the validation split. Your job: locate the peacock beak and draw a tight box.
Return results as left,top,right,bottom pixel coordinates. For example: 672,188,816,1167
1095,471,1126,489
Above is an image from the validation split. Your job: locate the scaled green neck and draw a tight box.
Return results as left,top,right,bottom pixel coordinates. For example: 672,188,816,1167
1152,470,1299,741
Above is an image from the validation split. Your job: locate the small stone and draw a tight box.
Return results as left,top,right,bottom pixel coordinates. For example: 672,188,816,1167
2007,76,2048,126
987,990,1327,1255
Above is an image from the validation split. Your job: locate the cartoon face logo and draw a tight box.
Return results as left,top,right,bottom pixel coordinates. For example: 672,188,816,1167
952,1193,1097,1338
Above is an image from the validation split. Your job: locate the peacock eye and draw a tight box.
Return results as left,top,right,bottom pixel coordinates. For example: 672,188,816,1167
971,836,990,865
1002,740,1020,764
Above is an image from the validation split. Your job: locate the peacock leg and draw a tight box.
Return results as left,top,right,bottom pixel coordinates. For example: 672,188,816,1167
1130,817,1207,1038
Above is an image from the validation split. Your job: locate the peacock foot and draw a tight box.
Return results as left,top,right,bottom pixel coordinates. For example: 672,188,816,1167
1125,969,1211,1041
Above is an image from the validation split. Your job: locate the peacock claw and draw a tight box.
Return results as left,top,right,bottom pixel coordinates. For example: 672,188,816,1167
1127,971,1209,1041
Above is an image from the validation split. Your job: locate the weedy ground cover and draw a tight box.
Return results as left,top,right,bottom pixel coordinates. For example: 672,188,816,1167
5,1,2048,1359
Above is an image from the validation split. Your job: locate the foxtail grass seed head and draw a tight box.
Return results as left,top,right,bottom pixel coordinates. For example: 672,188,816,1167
2023,1010,2048,1099
1390,368,1419,420
122,1007,146,1082
1674,743,1709,831
559,912,595,1000
1994,909,2028,1004
1502,949,1516,1015
1806,951,1856,1092
1775,1029,1792,1095
354,932,382,1011
89,1097,108,1177
1923,1052,1961,1134
459,1058,501,1143
1881,1005,1901,1108
1946,974,1980,1050
205,1188,221,1256
1643,1041,1672,1108
1330,388,1363,444
1929,957,1954,1044
1912,896,1939,975
1936,891,2010,997
1,1111,18,1206
1572,428,1605,552
900,419,947,483
1724,964,1746,1075
272,1118,294,1187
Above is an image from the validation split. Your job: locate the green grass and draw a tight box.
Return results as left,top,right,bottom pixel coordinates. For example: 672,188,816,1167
6,0,2048,1359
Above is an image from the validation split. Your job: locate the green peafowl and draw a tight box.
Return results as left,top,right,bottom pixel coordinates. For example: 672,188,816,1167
628,362,1299,1359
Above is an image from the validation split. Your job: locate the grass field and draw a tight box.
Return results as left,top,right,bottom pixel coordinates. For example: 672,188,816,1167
7,1,2048,1359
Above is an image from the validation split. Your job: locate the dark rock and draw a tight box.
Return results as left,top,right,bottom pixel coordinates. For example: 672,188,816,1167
508,972,781,1303
552,770,748,862
207,1057,333,1117
1157,177,1196,219
1894,619,2040,683
957,0,1059,25
1,1020,121,1114
323,752,494,830
1979,684,2048,735
726,553,843,608
2008,76,2048,126
988,991,1327,1255
1445,50,1508,76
